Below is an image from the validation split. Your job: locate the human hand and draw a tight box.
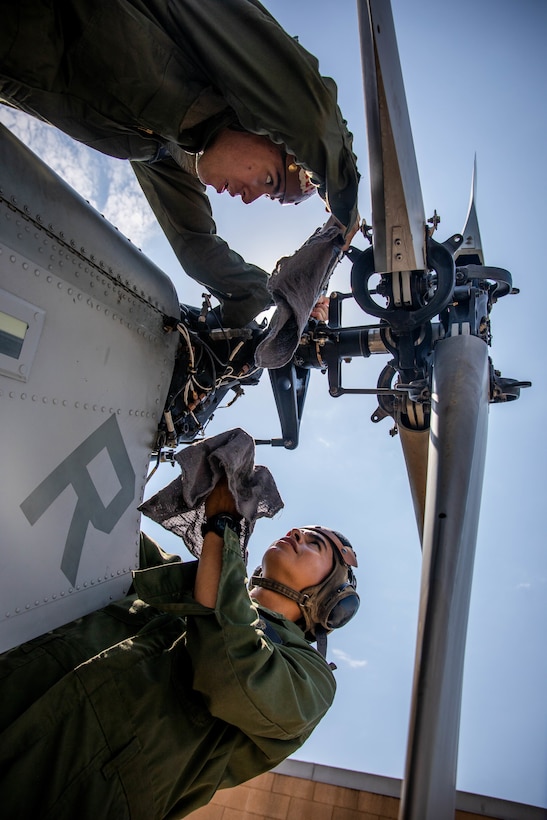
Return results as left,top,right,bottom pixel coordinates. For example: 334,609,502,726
204,474,239,519
310,295,329,322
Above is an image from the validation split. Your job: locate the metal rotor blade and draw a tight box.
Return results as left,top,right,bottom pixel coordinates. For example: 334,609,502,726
398,425,429,542
357,0,426,273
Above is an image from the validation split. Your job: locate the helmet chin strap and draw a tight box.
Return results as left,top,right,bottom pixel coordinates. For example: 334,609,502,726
250,574,309,607
251,575,334,666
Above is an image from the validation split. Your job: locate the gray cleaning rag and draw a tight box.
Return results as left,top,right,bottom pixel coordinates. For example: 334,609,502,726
139,428,283,557
254,219,344,369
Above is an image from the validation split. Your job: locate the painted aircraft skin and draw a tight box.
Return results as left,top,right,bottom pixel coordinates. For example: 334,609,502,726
0,124,181,652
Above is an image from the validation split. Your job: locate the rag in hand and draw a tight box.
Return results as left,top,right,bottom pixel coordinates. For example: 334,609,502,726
139,428,283,557
255,219,343,369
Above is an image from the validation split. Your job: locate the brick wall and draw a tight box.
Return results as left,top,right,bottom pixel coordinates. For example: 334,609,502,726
185,769,488,820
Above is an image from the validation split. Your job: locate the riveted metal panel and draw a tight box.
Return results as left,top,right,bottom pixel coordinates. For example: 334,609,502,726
0,125,179,652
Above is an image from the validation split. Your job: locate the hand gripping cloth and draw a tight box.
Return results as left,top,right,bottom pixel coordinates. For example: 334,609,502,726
139,428,283,557
254,219,344,369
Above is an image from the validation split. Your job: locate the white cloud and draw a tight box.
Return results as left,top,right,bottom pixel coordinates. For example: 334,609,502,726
332,648,368,669
0,107,158,246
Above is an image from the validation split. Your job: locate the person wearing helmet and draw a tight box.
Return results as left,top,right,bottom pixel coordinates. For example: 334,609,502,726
190,128,318,208
250,526,359,658
1,0,360,328
0,475,359,819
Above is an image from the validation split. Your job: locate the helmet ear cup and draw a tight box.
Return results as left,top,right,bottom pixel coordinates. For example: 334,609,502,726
306,582,360,637
325,584,360,630
302,568,360,640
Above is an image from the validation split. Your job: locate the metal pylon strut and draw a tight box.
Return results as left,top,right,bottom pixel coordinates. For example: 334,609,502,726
400,335,490,818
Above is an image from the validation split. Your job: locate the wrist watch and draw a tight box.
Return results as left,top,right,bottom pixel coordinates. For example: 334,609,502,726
201,513,242,539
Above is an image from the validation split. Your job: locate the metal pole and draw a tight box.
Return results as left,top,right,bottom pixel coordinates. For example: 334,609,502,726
399,334,490,819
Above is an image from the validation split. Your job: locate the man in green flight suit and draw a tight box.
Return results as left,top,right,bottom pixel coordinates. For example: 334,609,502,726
0,0,360,327
0,476,359,819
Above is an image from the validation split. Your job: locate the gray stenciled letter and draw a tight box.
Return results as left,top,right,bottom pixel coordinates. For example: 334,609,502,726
20,415,136,585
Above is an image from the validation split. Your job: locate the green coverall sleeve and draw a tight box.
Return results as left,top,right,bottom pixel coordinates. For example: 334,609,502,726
131,156,272,327
169,0,360,231
183,529,336,745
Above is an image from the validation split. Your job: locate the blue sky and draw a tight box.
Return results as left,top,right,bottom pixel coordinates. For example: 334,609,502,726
2,0,546,808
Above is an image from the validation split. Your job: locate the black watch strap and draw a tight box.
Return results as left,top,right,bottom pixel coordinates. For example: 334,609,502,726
201,513,242,539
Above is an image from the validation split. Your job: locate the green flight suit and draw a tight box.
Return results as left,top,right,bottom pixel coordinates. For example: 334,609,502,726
0,0,359,327
0,529,336,819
